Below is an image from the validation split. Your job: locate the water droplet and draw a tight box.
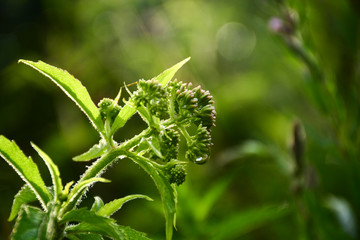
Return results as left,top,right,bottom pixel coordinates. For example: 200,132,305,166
195,155,208,165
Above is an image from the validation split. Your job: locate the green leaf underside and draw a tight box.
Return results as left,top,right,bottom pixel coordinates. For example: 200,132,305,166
127,152,176,240
31,142,63,201
61,208,124,239
97,194,152,217
18,60,104,135
73,140,107,162
210,205,289,240
0,136,50,210
67,233,104,240
61,178,110,216
110,57,190,135
11,206,46,240
8,185,37,221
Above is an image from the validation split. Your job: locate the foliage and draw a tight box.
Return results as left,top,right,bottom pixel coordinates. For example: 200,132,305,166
0,58,216,239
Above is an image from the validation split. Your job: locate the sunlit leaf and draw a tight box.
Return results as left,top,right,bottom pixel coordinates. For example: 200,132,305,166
19,60,104,135
90,196,105,212
31,142,63,201
60,178,110,216
73,140,107,162
153,57,190,86
8,185,37,221
97,194,152,217
0,136,51,210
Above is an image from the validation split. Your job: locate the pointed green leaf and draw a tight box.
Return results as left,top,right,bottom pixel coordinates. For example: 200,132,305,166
11,206,47,240
153,57,190,86
110,58,190,135
109,104,137,136
19,60,104,135
97,194,153,217
60,178,110,216
61,208,124,239
127,152,176,240
91,196,104,212
31,142,63,202
67,233,104,240
0,136,51,210
73,140,107,162
8,185,37,221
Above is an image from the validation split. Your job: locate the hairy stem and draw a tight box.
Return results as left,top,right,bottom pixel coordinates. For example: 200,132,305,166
59,127,153,216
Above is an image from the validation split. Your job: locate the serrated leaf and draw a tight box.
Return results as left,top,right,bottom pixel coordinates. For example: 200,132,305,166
60,178,110,216
73,139,107,162
11,206,46,240
31,142,63,202
127,152,176,240
67,233,104,240
19,60,104,135
61,208,124,239
97,194,153,217
209,205,289,240
0,136,51,210
116,226,151,240
110,58,190,135
91,196,104,212
8,185,37,221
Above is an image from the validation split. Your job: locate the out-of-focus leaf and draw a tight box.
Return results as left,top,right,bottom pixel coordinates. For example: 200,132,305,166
195,177,232,222
97,194,152,217
19,60,104,135
73,139,107,162
0,136,51,210
31,142,63,201
8,185,37,221
209,205,289,240
11,206,46,240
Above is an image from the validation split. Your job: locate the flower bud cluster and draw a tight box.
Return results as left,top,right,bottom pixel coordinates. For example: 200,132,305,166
132,79,168,118
167,80,216,129
98,98,121,123
185,125,213,164
164,163,186,186
149,128,180,163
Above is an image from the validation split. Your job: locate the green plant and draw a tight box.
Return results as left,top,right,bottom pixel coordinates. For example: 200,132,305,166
0,58,216,240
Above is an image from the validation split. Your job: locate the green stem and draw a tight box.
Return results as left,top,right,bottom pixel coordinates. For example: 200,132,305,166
178,125,191,143
126,152,174,240
58,128,152,216
80,127,152,182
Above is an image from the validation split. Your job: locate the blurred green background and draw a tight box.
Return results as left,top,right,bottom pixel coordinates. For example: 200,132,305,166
1,0,360,239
